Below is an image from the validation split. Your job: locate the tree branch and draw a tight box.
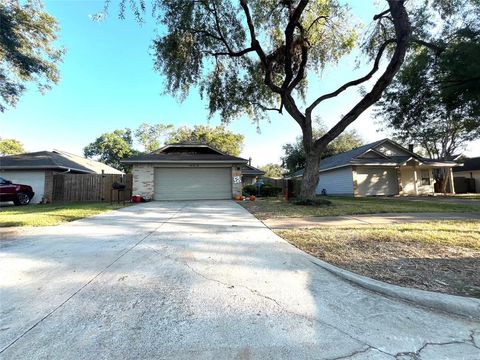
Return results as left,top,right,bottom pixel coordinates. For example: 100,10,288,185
239,0,282,94
283,0,309,91
313,0,411,152
412,39,445,55
306,39,396,116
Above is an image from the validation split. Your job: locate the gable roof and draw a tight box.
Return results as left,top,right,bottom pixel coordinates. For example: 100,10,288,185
242,164,265,176
287,138,458,178
453,156,480,172
122,143,248,164
0,150,123,174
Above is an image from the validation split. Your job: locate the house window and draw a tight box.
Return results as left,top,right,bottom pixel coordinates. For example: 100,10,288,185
421,170,430,185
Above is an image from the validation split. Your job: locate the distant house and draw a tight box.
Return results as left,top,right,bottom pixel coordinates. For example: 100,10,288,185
453,157,480,193
122,143,248,200
288,138,458,196
241,161,265,186
0,150,123,203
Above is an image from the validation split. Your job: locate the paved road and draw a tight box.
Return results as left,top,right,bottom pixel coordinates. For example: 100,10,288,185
264,211,480,229
1,201,479,359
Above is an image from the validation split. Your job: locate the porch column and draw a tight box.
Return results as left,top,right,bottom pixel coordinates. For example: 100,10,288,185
352,166,358,197
396,167,402,195
413,165,418,195
448,167,455,194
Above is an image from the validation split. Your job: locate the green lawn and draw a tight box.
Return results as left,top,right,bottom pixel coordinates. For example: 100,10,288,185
240,196,480,219
0,202,129,227
277,220,480,298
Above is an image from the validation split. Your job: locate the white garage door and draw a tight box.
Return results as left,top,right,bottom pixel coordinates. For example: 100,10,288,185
154,167,231,200
1,171,45,204
357,167,398,196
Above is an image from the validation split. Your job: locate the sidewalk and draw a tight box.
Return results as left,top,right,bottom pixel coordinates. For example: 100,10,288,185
263,212,480,229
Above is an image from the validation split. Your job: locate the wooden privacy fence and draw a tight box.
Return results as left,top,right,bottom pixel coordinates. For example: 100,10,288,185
52,174,132,202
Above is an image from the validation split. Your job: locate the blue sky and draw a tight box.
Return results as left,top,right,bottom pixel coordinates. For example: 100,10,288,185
1,1,478,166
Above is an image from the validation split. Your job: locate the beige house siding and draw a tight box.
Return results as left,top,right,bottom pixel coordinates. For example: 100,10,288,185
400,166,435,195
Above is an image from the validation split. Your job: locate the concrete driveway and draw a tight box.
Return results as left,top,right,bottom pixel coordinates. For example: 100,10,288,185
1,201,479,359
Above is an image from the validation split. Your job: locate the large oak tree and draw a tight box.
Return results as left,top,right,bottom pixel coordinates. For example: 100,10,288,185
0,0,64,112
110,0,411,200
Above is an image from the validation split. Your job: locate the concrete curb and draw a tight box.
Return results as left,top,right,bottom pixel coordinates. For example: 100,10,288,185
306,254,480,320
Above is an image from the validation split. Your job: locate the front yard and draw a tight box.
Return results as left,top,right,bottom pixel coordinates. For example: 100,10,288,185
240,196,479,219
0,202,128,227
278,221,480,298
241,197,480,297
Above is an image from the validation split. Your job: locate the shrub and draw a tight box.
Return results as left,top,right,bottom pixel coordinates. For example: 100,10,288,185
260,183,282,197
242,184,257,196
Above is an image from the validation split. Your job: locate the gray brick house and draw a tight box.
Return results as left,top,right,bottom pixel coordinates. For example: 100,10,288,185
122,143,248,200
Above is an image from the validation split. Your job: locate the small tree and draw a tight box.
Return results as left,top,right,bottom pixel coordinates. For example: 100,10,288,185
108,0,411,200
0,138,25,155
282,128,363,174
166,125,244,156
0,0,64,112
135,123,174,152
259,163,284,178
84,129,136,172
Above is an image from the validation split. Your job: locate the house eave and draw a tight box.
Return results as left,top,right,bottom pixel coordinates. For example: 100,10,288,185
122,160,248,164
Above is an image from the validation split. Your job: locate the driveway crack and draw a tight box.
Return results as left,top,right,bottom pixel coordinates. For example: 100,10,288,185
145,244,398,358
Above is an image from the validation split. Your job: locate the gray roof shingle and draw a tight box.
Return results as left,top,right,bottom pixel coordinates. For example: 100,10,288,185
0,151,123,174
122,144,248,164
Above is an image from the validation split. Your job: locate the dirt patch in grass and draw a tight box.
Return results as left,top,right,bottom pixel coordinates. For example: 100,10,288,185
277,220,480,298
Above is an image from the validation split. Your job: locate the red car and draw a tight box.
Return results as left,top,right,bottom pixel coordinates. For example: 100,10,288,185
0,176,35,205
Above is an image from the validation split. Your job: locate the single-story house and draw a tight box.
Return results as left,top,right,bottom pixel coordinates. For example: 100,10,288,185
0,150,123,203
122,143,248,200
241,161,265,186
453,156,480,193
288,138,458,196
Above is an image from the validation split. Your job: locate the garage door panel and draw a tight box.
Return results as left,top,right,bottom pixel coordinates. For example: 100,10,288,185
357,168,397,196
154,167,231,200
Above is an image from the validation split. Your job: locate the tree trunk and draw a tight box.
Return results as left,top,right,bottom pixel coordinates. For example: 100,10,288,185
299,152,320,200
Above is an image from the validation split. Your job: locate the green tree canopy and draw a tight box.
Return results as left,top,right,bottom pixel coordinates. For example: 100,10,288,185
83,129,136,172
0,138,25,155
166,125,244,156
259,163,284,178
375,0,480,159
135,123,174,152
0,0,64,112
282,128,363,173
107,0,412,200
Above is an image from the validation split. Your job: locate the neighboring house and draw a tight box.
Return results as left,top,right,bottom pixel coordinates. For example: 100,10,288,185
122,143,248,200
453,157,480,193
241,161,265,186
0,150,123,203
288,138,457,196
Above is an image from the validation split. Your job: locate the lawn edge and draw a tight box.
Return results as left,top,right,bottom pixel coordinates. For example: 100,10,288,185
307,254,480,320
236,200,480,320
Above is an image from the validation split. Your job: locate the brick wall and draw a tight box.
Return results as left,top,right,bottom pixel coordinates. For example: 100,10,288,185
231,166,242,197
132,164,154,198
